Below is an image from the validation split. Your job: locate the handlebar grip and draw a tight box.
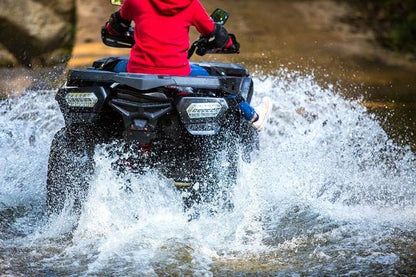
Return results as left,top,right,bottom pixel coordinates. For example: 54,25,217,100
187,34,240,59
101,25,135,48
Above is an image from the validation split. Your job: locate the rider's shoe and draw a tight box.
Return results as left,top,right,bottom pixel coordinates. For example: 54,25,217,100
252,96,272,131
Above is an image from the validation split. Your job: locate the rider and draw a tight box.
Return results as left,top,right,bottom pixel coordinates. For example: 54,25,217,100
105,0,271,130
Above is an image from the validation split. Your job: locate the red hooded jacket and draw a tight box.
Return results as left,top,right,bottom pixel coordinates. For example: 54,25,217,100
119,0,215,75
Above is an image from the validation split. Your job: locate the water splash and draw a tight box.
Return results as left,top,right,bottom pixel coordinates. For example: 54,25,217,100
252,70,415,208
0,90,62,219
0,70,415,275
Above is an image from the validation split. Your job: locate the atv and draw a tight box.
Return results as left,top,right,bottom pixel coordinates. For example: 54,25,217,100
46,4,259,214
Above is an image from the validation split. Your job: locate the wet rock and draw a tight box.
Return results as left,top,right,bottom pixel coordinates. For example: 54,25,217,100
0,43,17,67
0,0,76,68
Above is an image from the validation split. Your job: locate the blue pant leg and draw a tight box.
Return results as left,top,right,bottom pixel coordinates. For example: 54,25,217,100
239,101,256,121
188,64,256,121
189,64,210,76
226,95,256,121
113,59,128,73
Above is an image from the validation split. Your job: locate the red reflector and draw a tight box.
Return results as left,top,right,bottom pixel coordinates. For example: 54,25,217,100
177,92,189,96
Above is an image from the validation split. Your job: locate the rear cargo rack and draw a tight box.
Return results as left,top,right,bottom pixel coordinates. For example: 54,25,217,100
67,69,246,95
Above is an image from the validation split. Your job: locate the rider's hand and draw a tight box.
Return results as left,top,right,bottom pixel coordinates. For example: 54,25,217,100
224,34,240,53
105,11,131,36
190,32,239,57
225,36,233,49
105,22,120,36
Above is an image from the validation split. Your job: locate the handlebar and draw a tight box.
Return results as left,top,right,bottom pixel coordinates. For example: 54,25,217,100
102,27,240,58
187,34,240,59
101,26,135,48
102,8,239,58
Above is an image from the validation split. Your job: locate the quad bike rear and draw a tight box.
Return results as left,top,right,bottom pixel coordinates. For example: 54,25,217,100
46,7,259,214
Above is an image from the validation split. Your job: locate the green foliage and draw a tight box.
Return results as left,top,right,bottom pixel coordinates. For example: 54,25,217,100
340,0,416,56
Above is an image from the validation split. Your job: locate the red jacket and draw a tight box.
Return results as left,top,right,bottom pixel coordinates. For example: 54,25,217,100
120,0,215,76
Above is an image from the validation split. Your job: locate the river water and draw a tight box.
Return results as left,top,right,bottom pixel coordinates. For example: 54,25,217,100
1,69,415,275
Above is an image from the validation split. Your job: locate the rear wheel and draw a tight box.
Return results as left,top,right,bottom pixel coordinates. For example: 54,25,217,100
193,120,259,211
171,134,240,212
46,127,95,215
